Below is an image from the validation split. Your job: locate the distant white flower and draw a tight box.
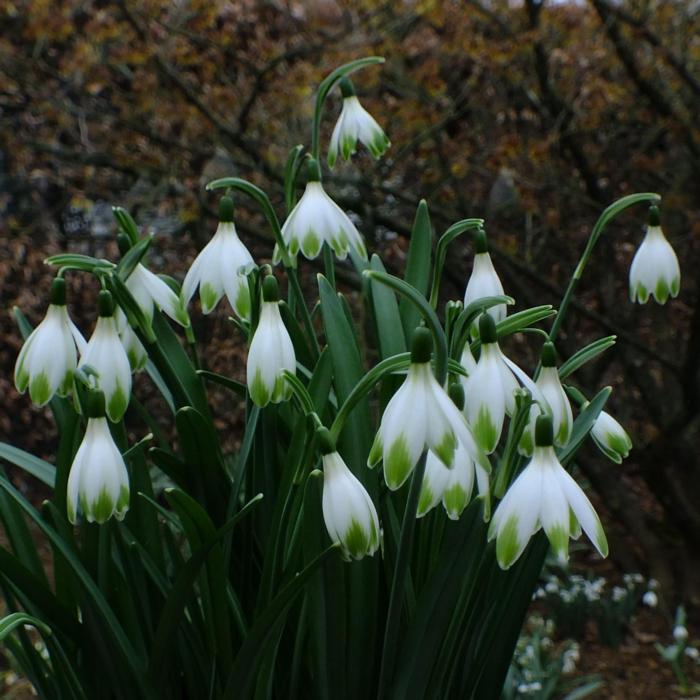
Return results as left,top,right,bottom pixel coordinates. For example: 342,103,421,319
79,291,132,422
321,447,380,561
15,278,86,406
685,647,699,660
327,77,390,168
591,410,632,463
277,159,367,262
182,196,254,318
246,276,296,407
368,328,488,491
674,625,689,642
464,229,507,326
629,207,680,304
489,415,608,569
642,591,658,608
67,394,129,524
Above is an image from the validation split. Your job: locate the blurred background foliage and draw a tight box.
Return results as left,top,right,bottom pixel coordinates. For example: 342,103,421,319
1,0,699,606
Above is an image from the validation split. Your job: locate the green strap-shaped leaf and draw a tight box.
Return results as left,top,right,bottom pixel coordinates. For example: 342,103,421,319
116,234,152,281
558,336,616,380
369,255,407,360
400,200,432,341
0,443,55,487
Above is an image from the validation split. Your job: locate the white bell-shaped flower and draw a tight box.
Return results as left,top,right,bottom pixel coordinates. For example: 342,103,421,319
117,316,148,373
319,430,380,561
15,278,86,406
67,391,129,524
489,415,608,569
79,291,132,422
182,196,254,318
519,342,573,455
464,229,507,327
277,159,367,262
591,409,632,463
629,206,680,304
463,314,532,453
368,328,488,491
246,276,296,407
327,77,390,168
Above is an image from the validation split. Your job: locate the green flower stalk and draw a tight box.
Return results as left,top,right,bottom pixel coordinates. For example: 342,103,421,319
629,206,680,304
327,77,390,168
14,277,87,406
246,275,296,407
182,195,254,318
66,390,130,524
78,290,131,422
489,415,608,569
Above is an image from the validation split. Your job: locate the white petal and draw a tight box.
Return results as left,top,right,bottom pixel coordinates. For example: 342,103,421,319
464,345,505,453
464,253,506,323
540,465,571,561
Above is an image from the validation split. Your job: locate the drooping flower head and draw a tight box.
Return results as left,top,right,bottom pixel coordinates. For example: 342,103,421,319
629,206,680,304
519,342,573,455
590,409,632,463
318,428,380,561
182,196,254,318
277,158,367,263
368,327,489,491
418,382,489,520
79,290,132,422
327,77,390,168
67,389,129,524
15,277,86,406
246,275,296,407
489,415,608,569
464,228,507,327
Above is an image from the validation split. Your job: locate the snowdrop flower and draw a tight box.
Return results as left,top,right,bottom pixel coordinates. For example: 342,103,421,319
15,278,86,406
629,206,680,304
246,276,296,407
368,328,488,491
489,415,608,569
277,159,367,262
464,228,507,327
116,317,148,373
642,591,658,608
685,647,699,660
79,291,132,422
519,342,573,455
463,314,528,453
117,232,189,329
674,625,689,642
182,196,254,318
319,429,380,560
590,409,632,463
66,390,129,524
327,77,390,168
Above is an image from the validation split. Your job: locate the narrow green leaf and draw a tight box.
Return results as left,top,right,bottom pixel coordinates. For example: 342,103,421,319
559,336,616,380
112,206,141,245
116,235,152,281
369,255,407,360
559,386,612,466
400,200,432,340
284,144,306,212
0,443,55,487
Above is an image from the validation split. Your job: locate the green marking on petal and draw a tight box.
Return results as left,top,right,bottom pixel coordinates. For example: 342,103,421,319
90,488,116,524
341,135,356,160
108,383,129,422
384,436,413,490
671,276,680,296
569,509,582,539
271,374,290,403
555,417,570,446
654,277,670,304
518,429,534,457
301,230,321,258
327,148,338,169
433,429,457,467
417,482,435,517
288,238,299,256
443,484,468,520
29,372,52,406
354,237,368,261
636,282,649,303
200,283,218,313
67,496,78,525
367,432,383,467
473,404,498,454
175,302,190,327
235,284,251,320
594,518,609,558
496,514,522,569
249,368,271,407
15,361,29,392
59,370,73,397
607,433,631,459
344,518,370,560
546,524,569,561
